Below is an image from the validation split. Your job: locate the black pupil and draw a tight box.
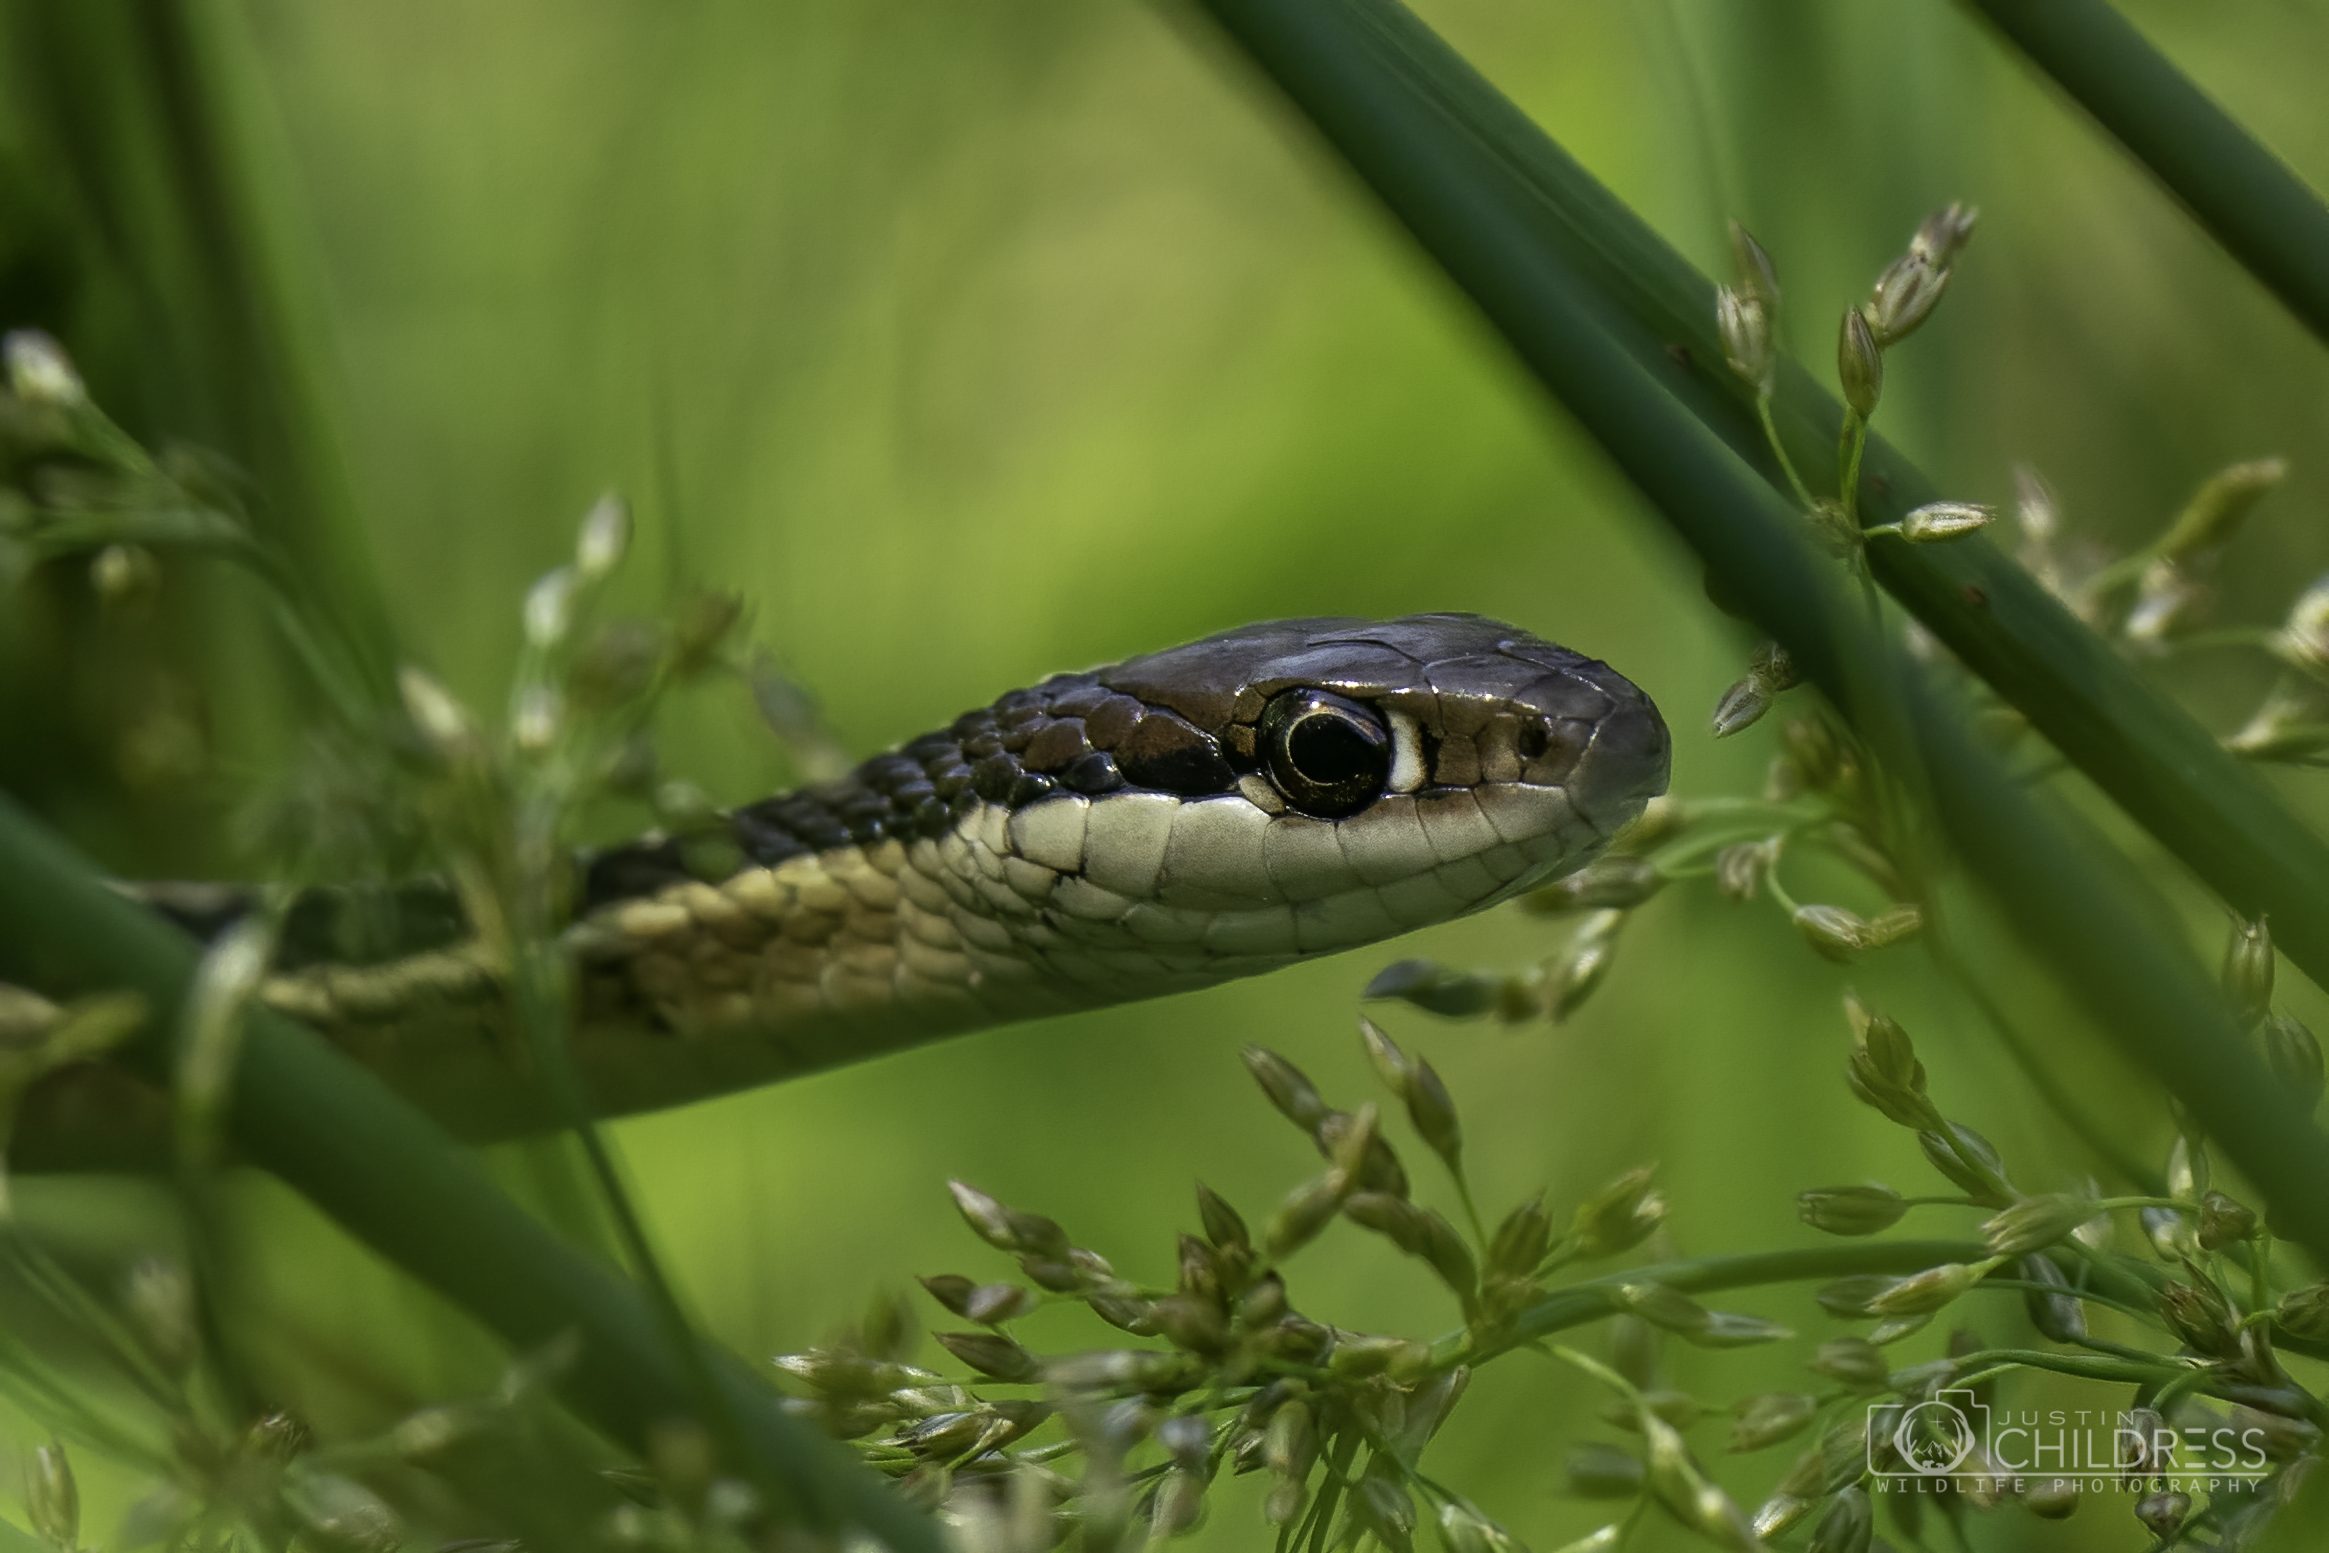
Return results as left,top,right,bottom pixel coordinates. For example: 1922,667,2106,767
1289,712,1376,785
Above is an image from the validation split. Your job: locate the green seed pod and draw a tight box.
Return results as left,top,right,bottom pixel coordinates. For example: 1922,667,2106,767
1730,1393,1819,1453
1808,1485,1872,1553
1863,254,1951,345
1846,1014,1940,1128
1798,1184,1909,1236
1241,1045,1331,1132
2198,1190,2259,1250
1148,1294,1231,1356
1709,674,1772,738
1547,910,1625,1021
2159,1279,2239,1359
2222,916,2275,1027
1264,1173,1346,1262
1714,839,1774,902
1912,202,1979,265
1981,1194,2098,1257
1149,1467,1205,1538
1318,1106,1407,1197
2276,1281,2329,1340
28,1441,76,1550
1523,856,1664,913
1815,1276,1893,1319
1716,286,1775,395
1352,1470,1417,1553
1794,904,1871,963
2018,1254,2089,1344
2262,1011,2325,1111
1571,1166,1665,1259
2023,1476,2080,1520
1809,1336,1891,1390
1326,1333,1431,1381
282,1469,402,1553
1919,1123,2016,1206
121,1256,198,1375
1868,1261,1990,1318
1729,220,1781,310
1752,1494,1816,1542
2135,1489,2190,1538
1838,308,1882,418
1194,1183,1250,1253
1615,1281,1713,1337
1488,1194,1552,1279
2158,458,2286,561
1361,960,1501,1019
936,1330,1039,1382
1402,1055,1464,1178
1898,501,1995,542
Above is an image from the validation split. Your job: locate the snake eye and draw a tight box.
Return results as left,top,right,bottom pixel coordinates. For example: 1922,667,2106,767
1258,689,1393,818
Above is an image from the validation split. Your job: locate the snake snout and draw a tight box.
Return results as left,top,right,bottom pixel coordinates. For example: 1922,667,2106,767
1566,669,1671,838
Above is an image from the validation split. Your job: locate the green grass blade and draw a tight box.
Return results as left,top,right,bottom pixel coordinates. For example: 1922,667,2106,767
1191,0,2329,995
1188,0,2329,1255
0,797,939,1553
1964,0,2329,346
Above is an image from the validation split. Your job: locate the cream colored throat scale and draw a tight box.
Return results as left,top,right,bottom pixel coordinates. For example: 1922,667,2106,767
17,614,1669,1163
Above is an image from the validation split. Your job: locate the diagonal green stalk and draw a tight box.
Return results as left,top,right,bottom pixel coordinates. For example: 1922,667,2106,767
0,797,939,1553
1961,0,2329,347
1189,0,2329,1260
1191,0,2329,997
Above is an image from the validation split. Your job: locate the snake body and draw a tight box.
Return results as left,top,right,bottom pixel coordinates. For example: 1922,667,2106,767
17,614,1667,1157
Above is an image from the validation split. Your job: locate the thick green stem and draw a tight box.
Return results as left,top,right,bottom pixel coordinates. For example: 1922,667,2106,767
1962,0,2329,346
0,797,937,1553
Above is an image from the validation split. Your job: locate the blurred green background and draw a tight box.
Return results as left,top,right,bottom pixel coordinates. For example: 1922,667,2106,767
2,2,2327,1547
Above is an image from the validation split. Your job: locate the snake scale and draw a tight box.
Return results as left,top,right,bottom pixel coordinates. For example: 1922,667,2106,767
10,614,1668,1163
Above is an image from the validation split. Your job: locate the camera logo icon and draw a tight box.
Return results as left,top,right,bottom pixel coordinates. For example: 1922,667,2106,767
1879,1391,1984,1476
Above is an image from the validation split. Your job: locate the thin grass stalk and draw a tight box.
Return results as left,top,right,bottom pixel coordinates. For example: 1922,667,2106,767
0,797,940,1553
1188,0,2329,995
0,3,400,700
1189,0,2329,1258
1963,0,2329,346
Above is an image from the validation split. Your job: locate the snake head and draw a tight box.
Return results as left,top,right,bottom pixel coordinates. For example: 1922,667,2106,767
946,612,1669,980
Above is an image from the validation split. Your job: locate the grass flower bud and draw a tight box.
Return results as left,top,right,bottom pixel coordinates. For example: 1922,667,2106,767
1797,1184,1907,1236
2158,457,2285,561
1867,1260,1993,1318
1571,1165,1665,1259
1241,1045,1330,1132
1547,910,1623,1020
28,1441,76,1550
1838,307,1882,417
1362,959,1500,1018
1730,1392,1818,1453
1896,500,1995,542
2135,1490,2190,1539
1808,1485,1872,1553
1729,220,1780,310
1863,254,1951,345
1794,903,1870,963
2197,1190,2258,1250
2221,915,2274,1027
1716,286,1774,394
1809,1337,1890,1390
1981,1194,2097,1257
2262,1011,2324,1112
575,492,632,581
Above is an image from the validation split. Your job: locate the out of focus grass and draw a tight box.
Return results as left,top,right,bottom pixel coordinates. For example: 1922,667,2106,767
3,2,2327,1547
